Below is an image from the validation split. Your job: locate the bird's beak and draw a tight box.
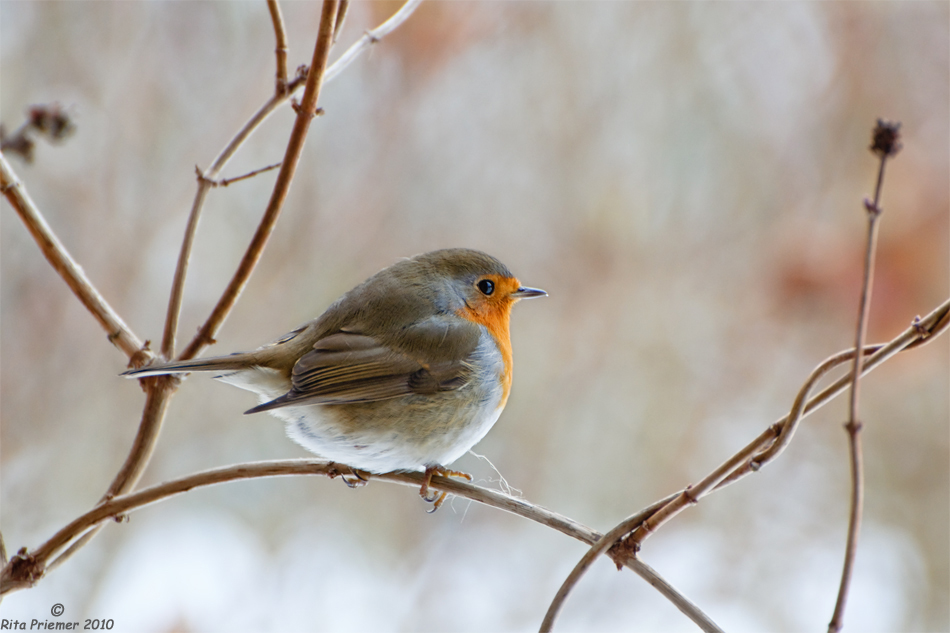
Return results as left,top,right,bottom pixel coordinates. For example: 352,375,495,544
511,286,547,299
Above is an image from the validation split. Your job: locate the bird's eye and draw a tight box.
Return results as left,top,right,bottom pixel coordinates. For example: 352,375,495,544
477,279,495,295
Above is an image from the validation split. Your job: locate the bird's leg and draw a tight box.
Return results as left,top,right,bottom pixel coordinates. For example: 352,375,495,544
420,465,472,512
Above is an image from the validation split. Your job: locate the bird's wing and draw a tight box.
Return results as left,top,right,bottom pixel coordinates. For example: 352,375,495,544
245,318,481,413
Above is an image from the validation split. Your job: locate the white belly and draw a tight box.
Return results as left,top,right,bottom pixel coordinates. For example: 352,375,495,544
215,333,508,473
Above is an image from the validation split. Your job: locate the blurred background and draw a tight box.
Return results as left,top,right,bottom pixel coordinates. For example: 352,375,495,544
1,2,947,631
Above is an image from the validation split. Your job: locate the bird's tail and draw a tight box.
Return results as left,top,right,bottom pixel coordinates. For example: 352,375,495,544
122,354,255,379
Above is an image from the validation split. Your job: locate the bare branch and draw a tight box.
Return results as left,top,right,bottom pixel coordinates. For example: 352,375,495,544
333,0,350,44
161,0,424,361
828,118,901,633
198,162,282,187
266,0,290,95
1,458,710,633
0,151,151,363
324,0,424,84
179,0,334,361
1,460,595,595
625,296,947,552
539,493,718,633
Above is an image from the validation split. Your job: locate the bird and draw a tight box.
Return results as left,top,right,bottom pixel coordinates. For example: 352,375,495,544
124,248,546,508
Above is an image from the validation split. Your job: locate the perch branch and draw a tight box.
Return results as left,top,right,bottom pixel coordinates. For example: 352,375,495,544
0,460,711,632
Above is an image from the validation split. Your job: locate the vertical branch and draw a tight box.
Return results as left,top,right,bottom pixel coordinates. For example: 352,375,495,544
179,0,340,362
828,119,901,633
159,0,421,362
267,0,290,94
160,183,212,359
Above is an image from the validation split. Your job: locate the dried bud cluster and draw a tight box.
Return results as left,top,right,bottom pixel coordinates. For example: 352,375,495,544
0,103,75,163
870,119,902,158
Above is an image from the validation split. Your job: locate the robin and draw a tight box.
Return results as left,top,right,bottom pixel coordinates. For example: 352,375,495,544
125,248,546,508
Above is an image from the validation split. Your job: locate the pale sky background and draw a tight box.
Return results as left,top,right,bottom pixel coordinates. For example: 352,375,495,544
2,2,948,631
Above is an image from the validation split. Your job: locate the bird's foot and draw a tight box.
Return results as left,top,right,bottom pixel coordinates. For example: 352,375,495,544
420,465,472,512
340,467,369,488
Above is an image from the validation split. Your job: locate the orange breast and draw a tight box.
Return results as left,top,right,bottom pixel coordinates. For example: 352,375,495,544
455,277,519,408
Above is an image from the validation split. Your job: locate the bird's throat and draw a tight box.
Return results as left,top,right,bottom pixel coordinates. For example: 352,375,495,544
456,303,514,407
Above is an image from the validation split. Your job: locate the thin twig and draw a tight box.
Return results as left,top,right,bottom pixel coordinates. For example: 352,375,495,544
751,348,880,468
266,0,290,95
198,162,282,187
828,119,901,633
323,0,424,84
0,151,150,363
333,0,350,44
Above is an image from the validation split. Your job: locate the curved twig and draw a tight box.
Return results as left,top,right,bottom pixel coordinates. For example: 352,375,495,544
540,297,947,631
625,297,949,550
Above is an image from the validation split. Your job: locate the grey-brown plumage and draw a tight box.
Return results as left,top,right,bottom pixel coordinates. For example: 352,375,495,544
123,248,545,473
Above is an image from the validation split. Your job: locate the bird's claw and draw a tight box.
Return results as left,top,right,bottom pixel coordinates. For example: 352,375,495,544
420,465,472,513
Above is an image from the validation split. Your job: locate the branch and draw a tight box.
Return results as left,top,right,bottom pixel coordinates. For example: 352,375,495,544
828,118,901,633
0,150,151,363
539,493,726,633
197,162,282,187
323,0,424,84
333,0,350,45
1,460,595,595
174,0,422,362
623,297,946,552
266,0,290,95
0,458,708,633
177,0,339,360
